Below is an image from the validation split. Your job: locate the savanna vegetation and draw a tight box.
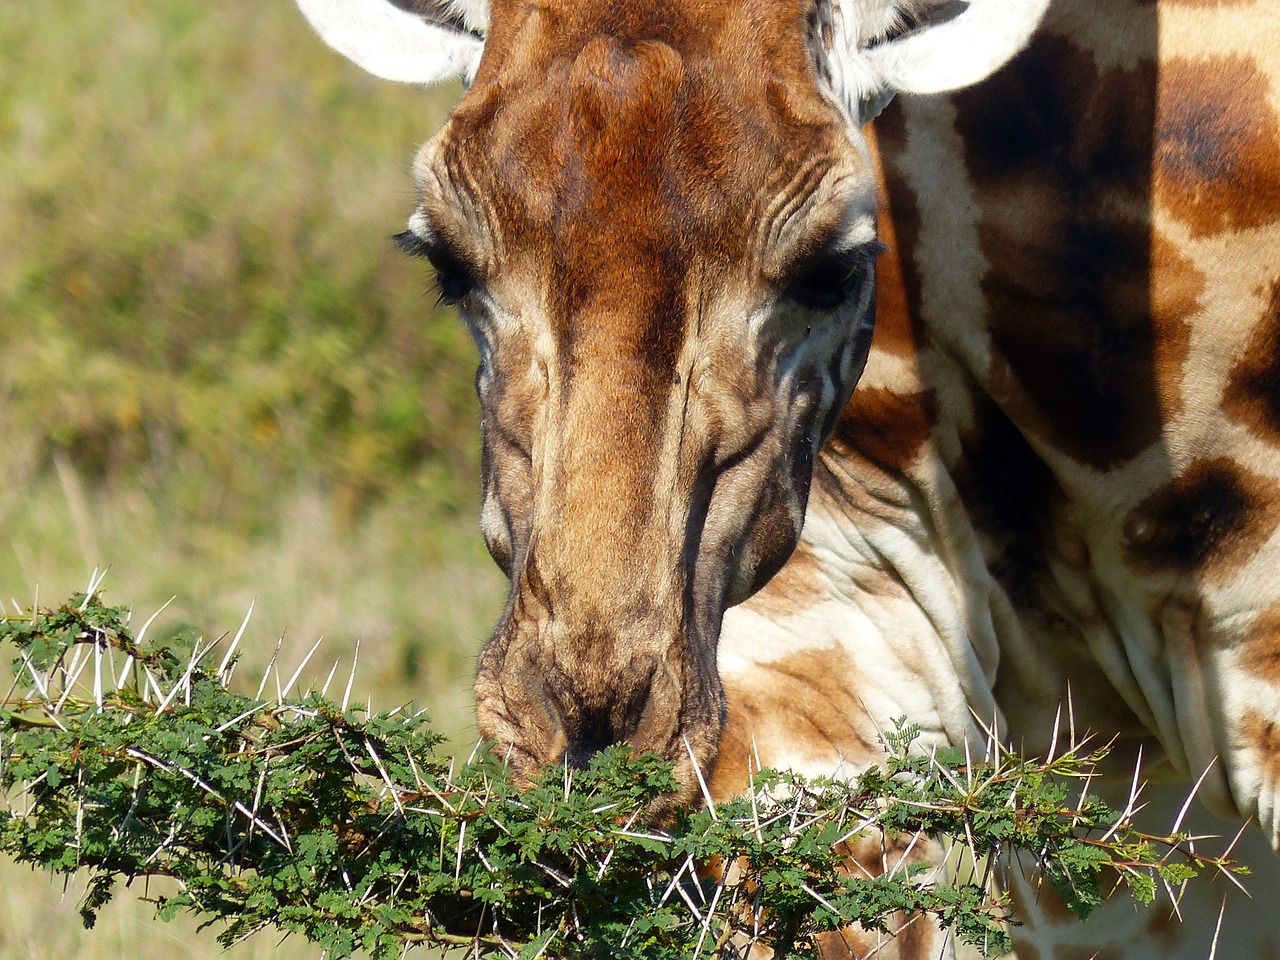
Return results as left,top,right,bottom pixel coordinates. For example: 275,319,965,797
0,596,1238,960
1,1,505,955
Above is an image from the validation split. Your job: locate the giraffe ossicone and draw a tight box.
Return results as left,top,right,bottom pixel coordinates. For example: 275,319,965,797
292,1,1280,957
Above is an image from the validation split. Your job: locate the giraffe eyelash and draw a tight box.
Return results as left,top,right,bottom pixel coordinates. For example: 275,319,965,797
394,230,478,305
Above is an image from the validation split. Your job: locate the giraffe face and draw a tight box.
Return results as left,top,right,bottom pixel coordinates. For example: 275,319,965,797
415,1,879,803
294,0,1048,809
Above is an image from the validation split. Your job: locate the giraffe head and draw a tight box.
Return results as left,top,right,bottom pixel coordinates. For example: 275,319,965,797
296,0,1046,809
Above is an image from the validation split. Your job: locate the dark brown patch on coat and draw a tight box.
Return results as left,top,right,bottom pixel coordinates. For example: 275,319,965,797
949,29,1169,470
1123,457,1280,578
815,927,879,958
812,837,942,959
826,387,937,475
952,395,1055,609
1238,709,1280,800
1156,56,1280,238
1224,279,1280,445
1240,606,1280,683
748,538,827,617
862,123,923,361
711,647,878,796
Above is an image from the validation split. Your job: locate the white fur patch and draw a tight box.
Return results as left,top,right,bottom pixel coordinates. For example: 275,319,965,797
295,0,483,85
818,0,1050,123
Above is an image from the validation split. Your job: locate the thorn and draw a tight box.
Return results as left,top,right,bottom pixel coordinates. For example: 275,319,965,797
320,659,340,698
1208,897,1226,960
365,738,404,816
18,651,49,699
280,635,325,701
256,633,285,701
217,600,255,683
135,597,176,645
454,818,467,880
683,736,717,820
80,569,105,609
140,665,164,704
885,828,924,881
342,637,361,712
1045,703,1062,765
55,645,93,712
1065,680,1077,749
93,638,103,709
1171,758,1218,836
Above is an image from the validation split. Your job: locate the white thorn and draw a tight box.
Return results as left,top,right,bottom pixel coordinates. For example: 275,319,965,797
280,636,325,701
217,600,255,682
342,637,361,712
320,659,340,698
1045,703,1062,765
93,639,103,709
683,736,716,820
1207,897,1226,960
1171,758,1218,836
115,655,134,692
1065,681,1077,749
156,647,202,713
255,634,285,701
135,597,176,645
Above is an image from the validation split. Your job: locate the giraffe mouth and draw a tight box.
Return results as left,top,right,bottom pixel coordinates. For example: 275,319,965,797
474,587,728,818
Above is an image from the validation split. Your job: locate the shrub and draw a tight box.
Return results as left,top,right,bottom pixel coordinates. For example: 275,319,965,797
0,591,1244,959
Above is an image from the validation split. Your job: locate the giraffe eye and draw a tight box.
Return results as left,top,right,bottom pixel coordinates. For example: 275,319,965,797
394,229,478,306
787,252,868,310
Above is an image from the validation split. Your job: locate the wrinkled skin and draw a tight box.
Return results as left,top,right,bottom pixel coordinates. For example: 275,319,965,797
398,0,880,808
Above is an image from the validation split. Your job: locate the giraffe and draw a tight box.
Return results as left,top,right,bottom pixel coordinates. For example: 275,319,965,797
292,0,1280,957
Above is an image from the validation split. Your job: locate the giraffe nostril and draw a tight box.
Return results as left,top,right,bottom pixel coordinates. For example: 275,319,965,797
487,647,569,768
564,708,619,769
556,656,682,768
628,657,681,755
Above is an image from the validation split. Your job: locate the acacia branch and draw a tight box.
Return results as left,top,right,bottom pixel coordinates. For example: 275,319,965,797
0,593,1246,959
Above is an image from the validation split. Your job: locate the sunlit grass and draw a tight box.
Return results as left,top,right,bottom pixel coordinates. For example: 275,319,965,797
1,0,504,955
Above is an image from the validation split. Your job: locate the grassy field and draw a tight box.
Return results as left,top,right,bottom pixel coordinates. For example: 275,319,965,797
0,0,504,955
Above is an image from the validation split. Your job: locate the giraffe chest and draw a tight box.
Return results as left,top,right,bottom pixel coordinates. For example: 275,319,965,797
862,0,1280,782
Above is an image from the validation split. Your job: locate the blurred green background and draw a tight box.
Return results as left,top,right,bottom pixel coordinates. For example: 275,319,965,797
0,1,505,955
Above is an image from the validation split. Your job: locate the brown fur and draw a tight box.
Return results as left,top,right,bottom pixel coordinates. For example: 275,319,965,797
1223,279,1280,445
1155,56,1280,239
440,0,881,806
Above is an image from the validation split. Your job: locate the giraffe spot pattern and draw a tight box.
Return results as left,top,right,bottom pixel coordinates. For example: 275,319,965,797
826,387,937,475
711,646,880,794
1223,278,1280,446
1156,56,1280,239
862,124,922,361
1122,456,1280,578
746,537,827,617
1241,606,1280,683
1240,709,1280,806
952,394,1057,609
948,31,1205,471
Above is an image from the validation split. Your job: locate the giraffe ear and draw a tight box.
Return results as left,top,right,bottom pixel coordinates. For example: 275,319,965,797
295,0,486,85
819,0,1049,123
